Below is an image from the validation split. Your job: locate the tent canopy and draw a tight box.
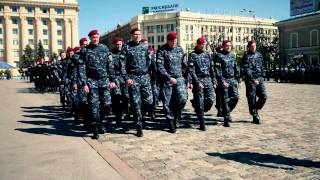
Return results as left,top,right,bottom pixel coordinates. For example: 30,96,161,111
0,61,15,69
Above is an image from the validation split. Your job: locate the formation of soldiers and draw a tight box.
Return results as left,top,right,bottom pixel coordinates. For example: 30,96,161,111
29,28,269,140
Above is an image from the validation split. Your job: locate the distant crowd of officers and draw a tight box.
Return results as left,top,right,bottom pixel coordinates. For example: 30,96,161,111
26,27,314,140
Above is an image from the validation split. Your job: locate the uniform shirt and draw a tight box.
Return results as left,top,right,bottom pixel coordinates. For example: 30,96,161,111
214,51,240,84
188,48,216,85
241,51,264,82
156,44,186,81
79,43,115,86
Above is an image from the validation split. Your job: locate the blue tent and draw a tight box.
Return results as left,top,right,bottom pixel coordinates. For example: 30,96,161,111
0,61,15,69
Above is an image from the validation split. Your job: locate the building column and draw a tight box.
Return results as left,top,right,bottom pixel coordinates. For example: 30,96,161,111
50,18,57,54
71,18,78,47
35,17,42,47
20,16,28,50
4,16,14,66
64,18,71,49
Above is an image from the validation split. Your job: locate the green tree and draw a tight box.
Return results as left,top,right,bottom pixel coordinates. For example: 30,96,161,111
35,40,45,60
49,52,59,61
19,44,34,68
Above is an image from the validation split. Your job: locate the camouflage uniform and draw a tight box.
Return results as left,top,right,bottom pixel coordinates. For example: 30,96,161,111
110,48,129,126
188,48,216,131
241,51,267,124
121,41,153,137
79,43,115,135
214,51,240,127
157,44,188,133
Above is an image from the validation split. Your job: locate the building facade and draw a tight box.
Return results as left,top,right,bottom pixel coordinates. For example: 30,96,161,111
0,0,79,67
101,11,278,55
276,12,320,66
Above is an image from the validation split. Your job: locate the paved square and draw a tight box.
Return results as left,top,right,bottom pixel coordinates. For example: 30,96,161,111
100,82,320,179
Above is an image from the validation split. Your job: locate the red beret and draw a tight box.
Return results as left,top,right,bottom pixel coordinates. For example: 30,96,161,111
73,46,80,52
130,28,140,34
79,37,87,44
167,32,177,40
113,37,123,43
197,37,206,44
88,29,99,37
247,40,256,47
66,47,74,53
222,40,232,46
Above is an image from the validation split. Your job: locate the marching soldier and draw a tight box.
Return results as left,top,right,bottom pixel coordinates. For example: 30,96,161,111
241,40,267,124
188,37,216,131
214,40,240,127
156,32,188,133
79,29,116,139
120,28,153,137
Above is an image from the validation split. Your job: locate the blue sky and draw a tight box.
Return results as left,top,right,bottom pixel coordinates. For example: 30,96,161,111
77,0,290,38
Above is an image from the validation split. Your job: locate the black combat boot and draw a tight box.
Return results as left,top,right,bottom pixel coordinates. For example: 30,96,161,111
169,119,176,133
217,110,223,117
92,125,99,139
252,114,261,124
199,117,206,131
136,125,143,137
223,116,231,127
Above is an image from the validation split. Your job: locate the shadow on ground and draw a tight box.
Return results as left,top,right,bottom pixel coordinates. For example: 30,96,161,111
15,105,88,137
207,152,320,170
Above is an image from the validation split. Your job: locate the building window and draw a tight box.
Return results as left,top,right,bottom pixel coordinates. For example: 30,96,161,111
310,30,319,46
0,38,3,45
147,36,154,43
13,28,19,34
166,24,174,32
12,18,18,24
0,28,2,34
56,19,63,26
27,7,34,13
0,49,4,57
56,8,64,14
156,25,164,33
57,30,62,35
28,39,34,45
14,49,20,57
27,18,33,25
290,32,298,48
57,39,63,45
41,8,49,14
43,39,48,45
42,19,48,25
11,6,19,12
13,39,19,45
28,29,33,35
147,26,154,33
0,18,2,24
43,29,48,35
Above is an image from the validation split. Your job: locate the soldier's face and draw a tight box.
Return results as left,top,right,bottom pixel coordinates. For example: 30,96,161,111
249,43,257,53
67,51,74,57
223,42,232,52
60,53,66,59
131,30,141,43
197,43,206,51
115,41,123,51
167,39,177,48
90,34,100,45
81,41,88,48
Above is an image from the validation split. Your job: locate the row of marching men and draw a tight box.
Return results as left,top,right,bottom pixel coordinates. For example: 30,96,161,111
56,28,267,140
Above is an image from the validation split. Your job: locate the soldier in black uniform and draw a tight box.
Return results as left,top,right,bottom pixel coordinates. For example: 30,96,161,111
188,37,216,131
57,51,68,108
120,28,153,137
79,29,116,139
214,45,223,117
214,40,240,127
156,32,188,133
241,40,267,124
